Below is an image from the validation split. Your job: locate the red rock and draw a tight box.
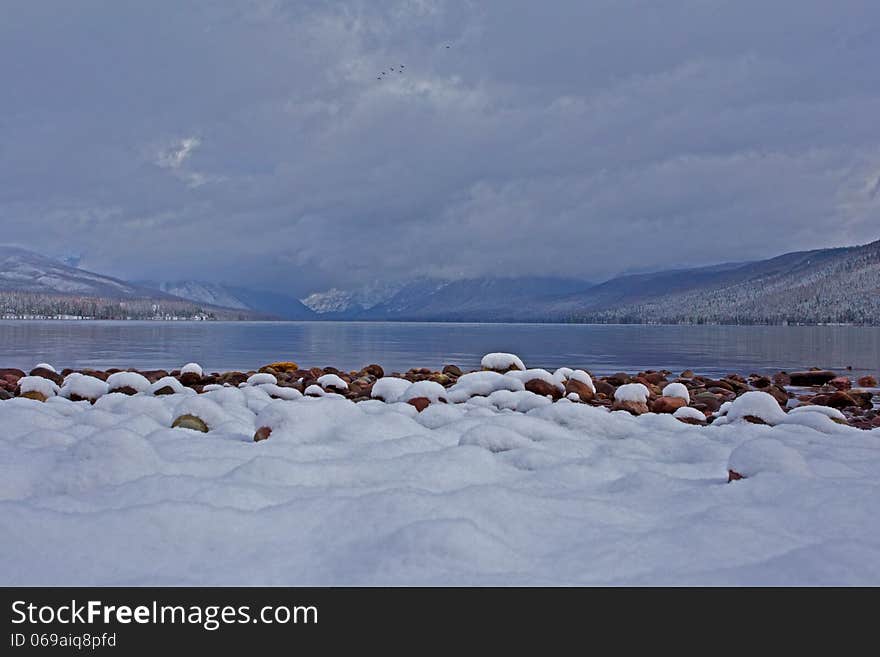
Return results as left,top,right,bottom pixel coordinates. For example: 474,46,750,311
564,379,594,402
857,375,878,387
178,372,201,386
640,372,667,385
407,397,430,412
612,400,649,415
823,391,856,409
594,380,616,398
524,378,562,399
363,364,384,379
651,396,687,414
773,372,791,386
442,364,462,377
828,377,852,390
254,426,272,442
28,367,63,385
728,470,745,482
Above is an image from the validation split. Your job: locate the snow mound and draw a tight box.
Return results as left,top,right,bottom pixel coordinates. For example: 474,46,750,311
317,374,348,391
480,352,525,372
717,391,787,425
400,381,448,403
106,372,151,393
506,369,565,391
60,374,109,401
447,371,524,403
180,363,203,377
246,372,277,387
673,406,705,421
149,376,188,395
371,377,412,403
257,384,303,400
788,405,847,422
172,396,235,431
18,376,61,398
614,383,650,403
662,382,690,402
728,438,811,478
569,370,596,393
33,363,56,373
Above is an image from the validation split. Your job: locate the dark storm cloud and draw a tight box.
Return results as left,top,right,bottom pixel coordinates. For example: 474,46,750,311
1,0,878,295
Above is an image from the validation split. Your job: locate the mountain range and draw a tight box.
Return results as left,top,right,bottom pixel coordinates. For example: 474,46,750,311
2,239,878,324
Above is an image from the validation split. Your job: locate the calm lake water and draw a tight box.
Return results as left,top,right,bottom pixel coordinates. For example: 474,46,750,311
1,321,879,377
0,321,880,374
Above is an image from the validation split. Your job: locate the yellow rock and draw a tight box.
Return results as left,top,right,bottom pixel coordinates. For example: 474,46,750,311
261,361,299,373
20,390,47,402
171,414,209,433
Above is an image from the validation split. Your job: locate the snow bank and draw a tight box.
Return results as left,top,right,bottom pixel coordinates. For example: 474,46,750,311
480,352,525,372
2,383,879,586
614,383,650,403
662,382,690,402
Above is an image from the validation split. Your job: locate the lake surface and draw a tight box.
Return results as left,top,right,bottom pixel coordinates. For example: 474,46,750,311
1,321,879,377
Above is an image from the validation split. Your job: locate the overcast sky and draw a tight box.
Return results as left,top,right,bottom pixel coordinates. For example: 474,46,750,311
2,0,879,295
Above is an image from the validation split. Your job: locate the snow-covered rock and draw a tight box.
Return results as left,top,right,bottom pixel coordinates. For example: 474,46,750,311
715,391,787,426
317,374,348,391
400,381,448,404
106,371,151,394
17,376,61,400
180,363,204,377
60,374,109,402
447,371,524,403
614,383,650,403
371,377,412,403
662,382,690,402
728,438,811,479
480,352,525,372
246,372,277,387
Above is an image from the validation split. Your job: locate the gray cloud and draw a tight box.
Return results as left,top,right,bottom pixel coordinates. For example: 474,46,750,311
1,0,878,295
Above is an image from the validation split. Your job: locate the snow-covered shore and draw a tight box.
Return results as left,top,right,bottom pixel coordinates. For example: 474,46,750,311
2,360,879,585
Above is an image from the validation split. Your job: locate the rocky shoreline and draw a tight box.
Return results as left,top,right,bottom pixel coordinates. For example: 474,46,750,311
3,355,879,434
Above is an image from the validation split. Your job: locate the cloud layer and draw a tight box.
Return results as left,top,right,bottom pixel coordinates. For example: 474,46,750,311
1,0,879,294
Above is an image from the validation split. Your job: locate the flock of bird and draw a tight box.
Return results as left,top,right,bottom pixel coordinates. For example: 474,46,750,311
376,45,451,80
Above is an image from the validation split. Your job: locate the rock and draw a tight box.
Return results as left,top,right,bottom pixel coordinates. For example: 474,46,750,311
680,369,695,378
20,390,47,402
857,375,878,387
110,386,138,396
407,397,431,412
640,371,667,385
705,379,734,392
524,378,562,400
564,379,594,402
153,385,177,396
692,392,723,412
171,414,209,432
253,426,272,442
823,392,856,409
0,389,11,400
750,376,772,389
593,380,616,398
322,366,342,376
28,367,63,386
765,385,790,406
261,361,299,373
728,469,745,482
773,371,791,386
605,372,629,386
612,399,649,415
847,390,875,409
307,367,325,379
178,372,202,387
743,415,769,425
442,364,462,377
828,377,852,390
650,396,687,414
788,370,837,386
363,364,384,379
